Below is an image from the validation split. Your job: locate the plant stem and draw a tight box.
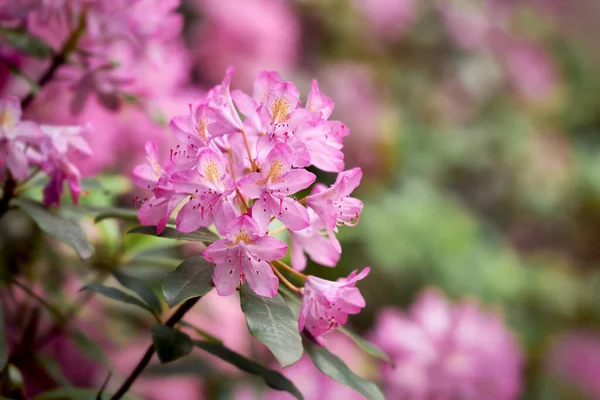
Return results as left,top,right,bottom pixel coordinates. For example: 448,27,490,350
20,10,87,109
268,225,288,236
273,259,307,282
239,129,256,171
270,263,301,294
109,297,201,400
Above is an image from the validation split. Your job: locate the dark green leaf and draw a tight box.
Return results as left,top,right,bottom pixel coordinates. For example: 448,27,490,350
193,340,303,400
305,344,384,400
240,284,303,367
80,284,155,316
0,27,54,58
128,226,219,243
112,270,162,314
338,327,393,364
94,207,139,223
152,324,193,364
162,256,214,308
18,199,94,260
0,302,7,370
32,388,137,400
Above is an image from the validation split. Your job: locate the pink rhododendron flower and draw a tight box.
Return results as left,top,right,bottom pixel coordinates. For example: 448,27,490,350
371,289,523,400
238,143,315,233
299,268,370,339
0,96,43,179
132,68,365,305
171,147,236,232
289,208,340,271
37,124,92,205
0,96,91,204
305,168,363,252
203,215,287,297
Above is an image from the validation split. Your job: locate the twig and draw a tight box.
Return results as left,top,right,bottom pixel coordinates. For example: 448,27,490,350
96,371,112,400
109,297,201,400
270,263,301,294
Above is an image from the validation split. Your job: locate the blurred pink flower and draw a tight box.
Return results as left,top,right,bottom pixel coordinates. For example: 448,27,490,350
354,0,418,40
437,0,511,51
497,38,558,103
548,331,600,398
299,268,369,339
192,0,300,89
371,289,523,400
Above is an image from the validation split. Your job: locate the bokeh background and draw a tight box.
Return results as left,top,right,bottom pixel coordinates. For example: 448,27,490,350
3,0,600,399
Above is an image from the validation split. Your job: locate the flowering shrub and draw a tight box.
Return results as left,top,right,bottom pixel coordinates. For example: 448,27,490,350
0,3,379,391
2,0,596,399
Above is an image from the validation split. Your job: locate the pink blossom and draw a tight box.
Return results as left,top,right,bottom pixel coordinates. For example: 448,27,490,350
355,0,418,41
498,38,557,103
289,208,340,271
37,124,92,205
305,168,363,252
203,215,287,297
238,143,315,233
0,96,43,179
170,147,236,233
370,290,523,400
299,268,370,339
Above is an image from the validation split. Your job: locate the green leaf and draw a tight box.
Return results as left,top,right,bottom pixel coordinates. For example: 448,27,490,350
162,256,214,308
112,270,163,314
80,284,155,317
240,284,303,367
151,324,194,364
93,207,139,223
305,344,384,400
32,388,137,400
0,302,7,371
0,27,54,58
193,340,303,400
17,199,94,260
128,226,219,243
338,327,393,364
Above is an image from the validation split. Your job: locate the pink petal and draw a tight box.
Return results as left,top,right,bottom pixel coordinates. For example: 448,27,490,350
251,235,288,261
213,259,240,296
237,172,263,199
273,197,310,232
243,258,279,298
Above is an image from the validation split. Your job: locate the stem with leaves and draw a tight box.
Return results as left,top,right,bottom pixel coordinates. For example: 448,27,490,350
109,297,201,400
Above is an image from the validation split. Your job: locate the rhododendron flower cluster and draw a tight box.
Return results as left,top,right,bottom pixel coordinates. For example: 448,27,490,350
0,96,91,205
370,290,523,400
133,67,368,338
